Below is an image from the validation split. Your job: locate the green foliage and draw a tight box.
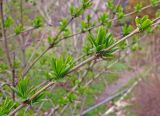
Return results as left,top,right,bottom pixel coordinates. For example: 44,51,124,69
80,20,89,32
106,0,115,11
48,55,74,80
77,85,90,95
99,12,108,24
118,41,127,50
122,24,133,36
131,43,140,51
0,48,3,57
32,16,43,28
80,17,95,32
135,15,153,31
156,10,160,17
12,78,45,104
14,25,23,35
58,97,68,106
56,92,76,106
13,60,20,69
31,92,45,104
47,36,54,44
134,3,143,12
0,63,8,73
59,18,71,37
70,5,81,17
70,0,92,17
150,0,159,6
63,27,71,37
12,78,33,101
80,0,92,10
0,0,159,115
116,5,125,19
4,16,14,28
0,98,15,116
59,18,68,31
66,92,77,103
85,27,117,58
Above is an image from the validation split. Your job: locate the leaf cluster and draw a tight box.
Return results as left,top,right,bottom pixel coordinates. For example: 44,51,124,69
12,78,45,104
98,12,112,28
122,24,133,36
0,98,15,116
4,16,13,28
80,15,96,32
70,0,92,17
12,78,33,101
134,3,143,12
32,16,44,28
84,27,117,58
135,15,153,31
48,56,74,80
14,25,24,35
150,0,159,6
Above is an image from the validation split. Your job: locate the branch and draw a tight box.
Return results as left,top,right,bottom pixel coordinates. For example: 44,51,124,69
8,81,55,116
21,1,160,77
0,0,12,68
8,17,160,115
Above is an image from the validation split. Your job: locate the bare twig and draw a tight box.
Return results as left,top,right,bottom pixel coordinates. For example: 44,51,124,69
0,0,12,68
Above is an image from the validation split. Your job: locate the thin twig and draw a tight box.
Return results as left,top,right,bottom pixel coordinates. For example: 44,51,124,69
8,81,55,116
0,0,12,68
21,1,160,77
8,18,160,115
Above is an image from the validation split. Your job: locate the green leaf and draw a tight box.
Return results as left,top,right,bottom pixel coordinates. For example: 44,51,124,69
0,63,8,73
122,24,133,36
99,12,109,24
150,0,159,6
32,16,43,28
88,33,97,48
47,36,54,44
116,5,124,19
86,14,91,23
67,93,76,103
80,18,95,32
63,28,71,37
85,27,117,58
135,15,153,31
134,3,142,12
14,25,23,35
118,41,127,49
48,55,74,80
0,98,15,116
4,16,14,28
58,97,68,106
80,0,92,9
69,5,80,17
106,0,115,10
31,92,45,104
141,19,153,30
131,43,140,51
12,78,33,101
96,27,106,45
59,18,68,31
70,5,75,16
